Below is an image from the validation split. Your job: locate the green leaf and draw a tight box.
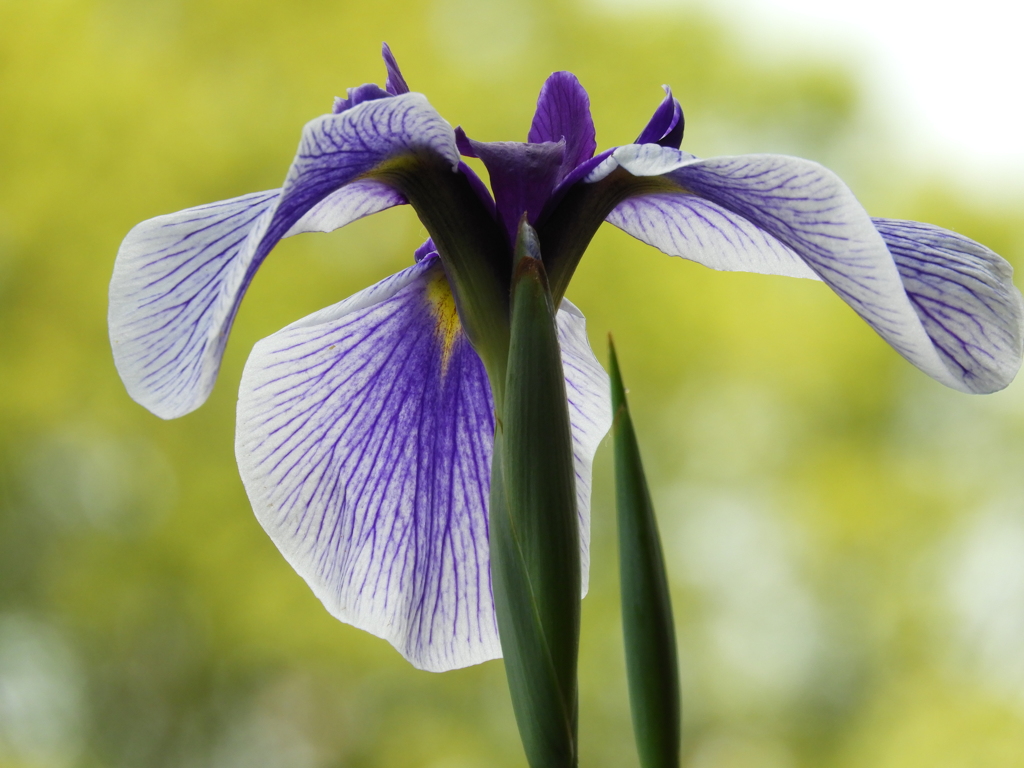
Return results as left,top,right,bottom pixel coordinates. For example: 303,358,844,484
489,219,580,768
609,338,681,768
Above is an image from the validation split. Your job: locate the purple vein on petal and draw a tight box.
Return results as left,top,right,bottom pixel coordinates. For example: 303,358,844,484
235,263,612,670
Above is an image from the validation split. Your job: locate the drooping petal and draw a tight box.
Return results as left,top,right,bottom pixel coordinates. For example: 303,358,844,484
606,192,818,279
109,190,279,420
635,86,684,149
528,71,597,179
236,257,497,672
874,217,1024,392
235,258,611,670
557,299,613,590
285,180,406,236
664,155,1011,392
110,93,458,419
596,146,1007,393
109,182,403,420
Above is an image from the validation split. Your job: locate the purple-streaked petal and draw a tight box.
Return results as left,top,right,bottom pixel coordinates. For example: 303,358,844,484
110,94,457,419
234,261,610,669
382,43,410,95
285,179,405,235
528,71,597,179
663,155,994,391
607,192,818,279
109,181,402,420
599,149,1018,393
457,132,565,242
110,190,278,420
236,257,499,672
874,218,1024,392
270,93,459,248
556,299,613,590
635,86,684,149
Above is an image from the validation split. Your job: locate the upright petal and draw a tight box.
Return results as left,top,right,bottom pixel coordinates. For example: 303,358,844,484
635,86,684,149
235,260,610,670
382,42,410,95
457,131,565,242
110,93,458,419
874,218,1024,392
528,72,597,180
332,84,391,115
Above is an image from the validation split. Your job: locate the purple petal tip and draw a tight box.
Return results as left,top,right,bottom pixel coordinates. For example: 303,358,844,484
382,42,410,95
454,127,477,158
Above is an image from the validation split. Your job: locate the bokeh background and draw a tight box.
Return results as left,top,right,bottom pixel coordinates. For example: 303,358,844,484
3,0,1024,766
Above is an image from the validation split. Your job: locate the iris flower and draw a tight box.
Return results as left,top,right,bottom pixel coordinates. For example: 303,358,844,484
109,46,1023,673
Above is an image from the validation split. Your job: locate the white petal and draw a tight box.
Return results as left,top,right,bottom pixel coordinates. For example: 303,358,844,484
585,143,695,182
607,192,818,280
557,299,613,594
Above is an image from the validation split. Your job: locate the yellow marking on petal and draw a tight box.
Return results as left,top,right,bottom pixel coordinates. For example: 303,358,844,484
424,270,462,375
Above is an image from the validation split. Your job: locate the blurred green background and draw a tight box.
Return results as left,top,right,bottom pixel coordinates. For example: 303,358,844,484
3,0,1024,766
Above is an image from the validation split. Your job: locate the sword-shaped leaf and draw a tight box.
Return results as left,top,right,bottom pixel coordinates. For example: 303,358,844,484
609,339,681,768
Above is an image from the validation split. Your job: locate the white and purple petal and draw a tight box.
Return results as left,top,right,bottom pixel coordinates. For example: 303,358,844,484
109,190,279,419
235,259,611,671
599,146,1021,393
585,143,695,183
270,93,459,246
110,93,458,419
284,180,405,236
607,192,817,279
874,217,1023,392
666,155,1021,392
237,258,497,672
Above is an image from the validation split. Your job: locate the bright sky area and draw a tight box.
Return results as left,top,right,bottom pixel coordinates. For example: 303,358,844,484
594,0,1023,192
